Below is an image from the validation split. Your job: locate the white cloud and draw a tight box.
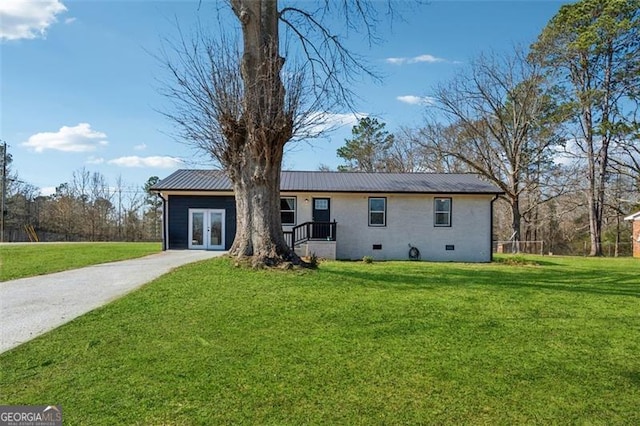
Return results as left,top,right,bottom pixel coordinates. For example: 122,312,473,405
133,143,147,151
553,138,585,166
108,156,183,169
86,156,105,165
396,95,436,106
386,57,407,65
386,54,448,65
320,112,365,128
302,111,367,135
22,123,108,153
64,17,75,25
410,54,446,64
40,186,57,196
0,0,67,41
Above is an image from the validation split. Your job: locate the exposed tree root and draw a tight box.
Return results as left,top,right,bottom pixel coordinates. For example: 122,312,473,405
229,250,316,270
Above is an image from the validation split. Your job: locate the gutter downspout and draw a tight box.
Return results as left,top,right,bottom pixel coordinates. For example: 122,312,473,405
490,193,500,262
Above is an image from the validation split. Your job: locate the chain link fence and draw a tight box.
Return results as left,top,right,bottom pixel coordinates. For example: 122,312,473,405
493,241,633,257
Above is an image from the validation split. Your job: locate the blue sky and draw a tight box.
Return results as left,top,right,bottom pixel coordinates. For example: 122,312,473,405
1,0,567,195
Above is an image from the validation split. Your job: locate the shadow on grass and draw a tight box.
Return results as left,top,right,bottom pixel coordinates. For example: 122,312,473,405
322,264,640,298
622,371,640,386
494,258,563,267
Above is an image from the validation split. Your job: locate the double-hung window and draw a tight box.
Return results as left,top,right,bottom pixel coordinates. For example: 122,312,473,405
280,197,296,225
369,197,386,227
434,198,451,227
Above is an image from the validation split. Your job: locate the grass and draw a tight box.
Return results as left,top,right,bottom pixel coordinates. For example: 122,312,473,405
0,255,638,424
0,242,162,281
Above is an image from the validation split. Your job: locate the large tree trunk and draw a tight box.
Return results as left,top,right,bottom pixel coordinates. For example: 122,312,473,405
510,196,522,253
586,46,615,257
587,194,603,256
227,0,298,265
228,153,293,265
582,90,604,257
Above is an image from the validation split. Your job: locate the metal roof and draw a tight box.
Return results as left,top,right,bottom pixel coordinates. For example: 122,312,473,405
152,169,503,194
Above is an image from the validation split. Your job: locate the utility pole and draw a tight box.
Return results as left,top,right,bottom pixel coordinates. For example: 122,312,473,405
1,141,6,243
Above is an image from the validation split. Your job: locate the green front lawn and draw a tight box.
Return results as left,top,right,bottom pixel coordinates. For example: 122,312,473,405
0,242,162,281
1,255,638,424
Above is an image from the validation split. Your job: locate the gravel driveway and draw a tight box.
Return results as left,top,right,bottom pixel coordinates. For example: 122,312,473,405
0,250,224,353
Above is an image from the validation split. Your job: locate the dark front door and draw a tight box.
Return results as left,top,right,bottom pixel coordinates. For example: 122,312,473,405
312,197,331,239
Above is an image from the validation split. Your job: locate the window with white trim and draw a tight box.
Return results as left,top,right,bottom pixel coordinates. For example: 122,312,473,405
280,197,296,225
434,198,451,227
369,197,386,227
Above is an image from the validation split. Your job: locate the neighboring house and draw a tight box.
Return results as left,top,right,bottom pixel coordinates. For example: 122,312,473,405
624,211,640,258
151,170,503,262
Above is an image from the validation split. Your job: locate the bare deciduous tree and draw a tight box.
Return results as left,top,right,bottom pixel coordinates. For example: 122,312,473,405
400,126,470,173
159,1,392,266
417,50,565,245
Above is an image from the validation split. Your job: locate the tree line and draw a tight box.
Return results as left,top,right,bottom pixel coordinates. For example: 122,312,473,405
0,153,161,243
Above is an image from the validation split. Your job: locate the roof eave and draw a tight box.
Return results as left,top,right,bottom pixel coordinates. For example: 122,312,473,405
624,211,640,221
152,188,503,195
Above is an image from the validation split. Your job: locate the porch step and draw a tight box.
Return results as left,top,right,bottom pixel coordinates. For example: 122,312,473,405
294,244,307,258
294,241,336,260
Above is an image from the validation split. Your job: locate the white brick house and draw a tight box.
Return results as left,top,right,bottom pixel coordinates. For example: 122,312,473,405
152,170,503,262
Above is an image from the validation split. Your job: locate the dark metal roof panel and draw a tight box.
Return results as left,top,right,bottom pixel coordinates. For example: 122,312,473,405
152,169,503,194
152,169,231,191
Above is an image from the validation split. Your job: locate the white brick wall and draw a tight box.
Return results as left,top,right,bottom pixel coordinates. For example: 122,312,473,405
282,192,495,262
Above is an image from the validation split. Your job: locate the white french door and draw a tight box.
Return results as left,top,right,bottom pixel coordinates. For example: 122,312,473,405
188,209,225,250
